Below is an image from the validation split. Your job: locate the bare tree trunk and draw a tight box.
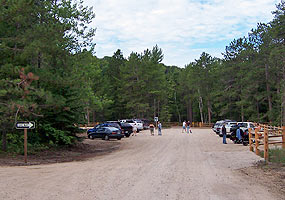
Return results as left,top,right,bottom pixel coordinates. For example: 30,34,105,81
282,64,285,126
207,99,211,123
86,107,90,126
198,96,204,123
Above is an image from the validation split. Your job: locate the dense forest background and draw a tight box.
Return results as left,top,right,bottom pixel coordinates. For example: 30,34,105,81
0,0,284,152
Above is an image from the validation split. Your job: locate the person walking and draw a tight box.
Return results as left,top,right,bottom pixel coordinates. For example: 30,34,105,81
236,126,242,142
186,121,191,134
158,121,162,136
132,125,137,136
222,124,227,144
149,123,155,136
182,121,186,133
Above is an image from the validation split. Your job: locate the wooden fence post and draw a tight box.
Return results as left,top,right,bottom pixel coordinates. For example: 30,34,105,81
255,128,260,155
282,126,285,149
264,127,269,163
249,128,253,152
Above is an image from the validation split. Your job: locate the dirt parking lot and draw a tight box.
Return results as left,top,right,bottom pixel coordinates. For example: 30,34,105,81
0,128,284,200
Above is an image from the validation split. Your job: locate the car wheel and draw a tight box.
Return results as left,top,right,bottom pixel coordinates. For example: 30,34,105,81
117,138,121,140
104,135,109,140
126,134,130,138
89,135,94,139
243,141,248,146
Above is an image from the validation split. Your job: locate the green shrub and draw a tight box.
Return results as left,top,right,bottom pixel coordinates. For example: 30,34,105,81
40,124,75,145
268,148,285,164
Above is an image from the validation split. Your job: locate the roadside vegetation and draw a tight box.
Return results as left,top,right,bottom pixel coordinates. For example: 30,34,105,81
269,148,285,164
0,0,284,153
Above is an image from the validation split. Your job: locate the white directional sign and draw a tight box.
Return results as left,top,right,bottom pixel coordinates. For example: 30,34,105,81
154,117,158,122
16,121,35,129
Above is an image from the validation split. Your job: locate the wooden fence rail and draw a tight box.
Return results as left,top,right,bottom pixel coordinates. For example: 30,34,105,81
249,124,285,162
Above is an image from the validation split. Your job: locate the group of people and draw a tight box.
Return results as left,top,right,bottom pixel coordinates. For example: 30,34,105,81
182,121,192,134
221,124,243,144
149,122,162,136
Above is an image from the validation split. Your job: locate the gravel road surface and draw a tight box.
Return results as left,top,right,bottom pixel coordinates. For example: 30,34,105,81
0,128,281,200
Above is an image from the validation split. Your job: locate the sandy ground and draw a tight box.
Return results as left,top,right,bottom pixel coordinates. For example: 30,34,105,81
0,128,283,200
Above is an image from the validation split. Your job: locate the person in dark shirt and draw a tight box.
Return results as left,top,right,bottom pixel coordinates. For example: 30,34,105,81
222,124,227,144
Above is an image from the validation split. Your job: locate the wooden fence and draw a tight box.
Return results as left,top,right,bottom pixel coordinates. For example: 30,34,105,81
249,124,285,162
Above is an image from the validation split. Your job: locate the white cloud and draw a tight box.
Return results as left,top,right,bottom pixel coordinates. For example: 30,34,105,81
83,0,279,67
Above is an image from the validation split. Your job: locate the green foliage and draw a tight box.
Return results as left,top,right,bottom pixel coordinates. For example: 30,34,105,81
40,124,74,145
269,148,285,163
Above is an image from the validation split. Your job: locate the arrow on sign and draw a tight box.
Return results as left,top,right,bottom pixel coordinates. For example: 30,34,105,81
16,121,36,129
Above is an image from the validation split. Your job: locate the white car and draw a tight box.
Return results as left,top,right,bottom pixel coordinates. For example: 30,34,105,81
120,119,140,132
225,122,237,135
213,120,224,133
237,122,255,133
133,119,143,131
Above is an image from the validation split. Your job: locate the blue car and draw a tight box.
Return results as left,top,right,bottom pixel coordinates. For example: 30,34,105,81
87,126,123,140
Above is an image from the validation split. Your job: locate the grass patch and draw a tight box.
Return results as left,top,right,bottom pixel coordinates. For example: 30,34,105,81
268,148,285,164
257,148,285,164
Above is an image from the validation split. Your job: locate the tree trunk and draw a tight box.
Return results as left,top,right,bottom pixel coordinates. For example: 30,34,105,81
86,107,90,126
198,96,204,123
207,99,211,123
281,62,285,126
2,130,7,152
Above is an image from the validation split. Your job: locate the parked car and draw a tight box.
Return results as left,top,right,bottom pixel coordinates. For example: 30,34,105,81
237,122,255,133
105,121,133,137
225,121,238,136
213,119,235,136
94,122,122,133
120,119,140,132
217,123,225,137
133,119,143,131
141,119,150,129
213,121,223,133
87,127,124,140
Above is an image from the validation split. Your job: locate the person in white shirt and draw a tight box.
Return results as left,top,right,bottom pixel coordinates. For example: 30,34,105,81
182,121,186,133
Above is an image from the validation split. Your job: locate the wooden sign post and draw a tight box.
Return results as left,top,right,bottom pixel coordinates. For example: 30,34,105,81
15,121,35,164
24,128,27,163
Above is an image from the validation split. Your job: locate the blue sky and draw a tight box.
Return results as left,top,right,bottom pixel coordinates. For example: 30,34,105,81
83,0,279,67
